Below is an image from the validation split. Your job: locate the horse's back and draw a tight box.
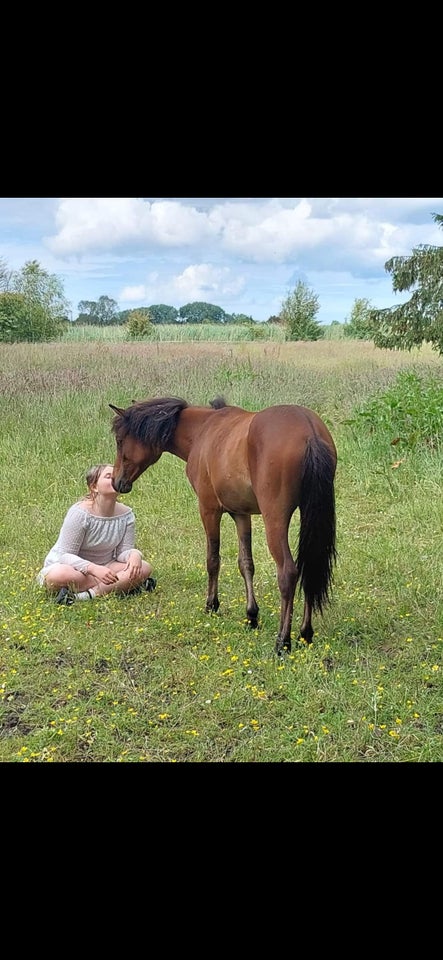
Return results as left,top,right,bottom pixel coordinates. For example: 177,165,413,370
250,404,335,455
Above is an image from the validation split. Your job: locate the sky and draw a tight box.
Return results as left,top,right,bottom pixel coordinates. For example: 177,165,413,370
1,197,442,324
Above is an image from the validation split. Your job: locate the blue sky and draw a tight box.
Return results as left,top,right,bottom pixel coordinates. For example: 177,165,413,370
1,197,442,324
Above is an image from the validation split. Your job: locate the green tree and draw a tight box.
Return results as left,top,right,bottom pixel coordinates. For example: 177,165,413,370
229,313,254,324
344,297,374,340
77,295,119,325
96,295,119,325
0,291,59,342
0,259,68,341
147,304,179,324
369,212,443,354
118,304,179,325
77,300,98,323
0,257,13,292
280,281,323,341
179,301,227,324
13,260,70,326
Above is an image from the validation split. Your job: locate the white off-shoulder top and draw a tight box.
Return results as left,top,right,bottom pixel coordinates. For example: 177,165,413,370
36,503,138,585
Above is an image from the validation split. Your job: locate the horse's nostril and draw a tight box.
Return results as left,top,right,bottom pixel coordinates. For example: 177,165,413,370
118,480,132,493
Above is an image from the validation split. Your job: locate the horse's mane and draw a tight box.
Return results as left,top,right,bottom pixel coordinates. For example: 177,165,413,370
112,397,189,447
210,396,227,409
112,395,229,447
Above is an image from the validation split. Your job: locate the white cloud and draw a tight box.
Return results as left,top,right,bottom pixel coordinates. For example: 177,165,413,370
119,263,245,306
174,264,245,299
46,197,216,256
120,284,147,301
45,197,443,275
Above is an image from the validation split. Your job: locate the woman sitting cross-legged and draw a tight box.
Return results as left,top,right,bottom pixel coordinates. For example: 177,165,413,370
37,463,156,605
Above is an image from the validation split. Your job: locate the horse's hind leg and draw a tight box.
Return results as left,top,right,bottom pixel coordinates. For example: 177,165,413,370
232,513,259,628
299,598,314,644
262,514,297,654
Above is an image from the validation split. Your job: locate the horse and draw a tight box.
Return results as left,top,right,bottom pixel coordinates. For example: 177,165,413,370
109,396,337,654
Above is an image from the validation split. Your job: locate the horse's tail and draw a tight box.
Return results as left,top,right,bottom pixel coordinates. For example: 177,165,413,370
296,436,337,613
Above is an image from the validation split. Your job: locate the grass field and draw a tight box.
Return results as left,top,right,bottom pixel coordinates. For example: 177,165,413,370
1,338,442,762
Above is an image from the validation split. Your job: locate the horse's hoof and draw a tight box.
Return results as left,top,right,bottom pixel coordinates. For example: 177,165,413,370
205,602,220,614
275,639,291,656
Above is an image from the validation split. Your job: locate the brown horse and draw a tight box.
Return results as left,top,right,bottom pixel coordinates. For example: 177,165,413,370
110,396,337,654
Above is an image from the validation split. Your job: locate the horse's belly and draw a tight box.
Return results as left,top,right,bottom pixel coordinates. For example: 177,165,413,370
216,477,260,514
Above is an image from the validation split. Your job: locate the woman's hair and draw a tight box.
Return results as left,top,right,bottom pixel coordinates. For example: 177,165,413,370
84,464,112,499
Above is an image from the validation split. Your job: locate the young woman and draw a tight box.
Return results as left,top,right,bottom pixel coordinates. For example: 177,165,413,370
37,463,156,605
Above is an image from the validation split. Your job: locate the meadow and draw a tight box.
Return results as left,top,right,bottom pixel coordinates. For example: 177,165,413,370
1,335,442,762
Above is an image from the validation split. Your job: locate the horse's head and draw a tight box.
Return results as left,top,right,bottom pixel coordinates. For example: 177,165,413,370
109,403,162,493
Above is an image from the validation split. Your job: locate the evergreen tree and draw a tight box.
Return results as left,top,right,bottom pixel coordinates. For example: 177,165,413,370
370,212,443,354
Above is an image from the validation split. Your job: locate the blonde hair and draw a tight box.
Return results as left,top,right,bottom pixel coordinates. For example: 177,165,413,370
84,464,113,500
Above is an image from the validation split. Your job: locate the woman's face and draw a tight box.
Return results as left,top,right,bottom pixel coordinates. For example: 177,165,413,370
94,465,116,495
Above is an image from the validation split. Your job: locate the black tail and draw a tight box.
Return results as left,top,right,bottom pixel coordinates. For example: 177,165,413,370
296,436,337,613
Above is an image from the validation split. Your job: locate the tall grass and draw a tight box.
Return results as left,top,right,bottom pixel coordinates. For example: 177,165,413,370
62,321,349,344
62,322,286,343
1,339,442,762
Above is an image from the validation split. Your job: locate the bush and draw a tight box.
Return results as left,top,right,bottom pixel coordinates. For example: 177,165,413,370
125,310,158,340
348,370,443,451
0,292,63,342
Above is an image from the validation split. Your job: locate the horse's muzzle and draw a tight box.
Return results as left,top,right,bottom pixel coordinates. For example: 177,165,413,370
112,477,133,494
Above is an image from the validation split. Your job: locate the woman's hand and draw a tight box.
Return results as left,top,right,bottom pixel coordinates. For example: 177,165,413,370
124,551,143,580
88,563,119,585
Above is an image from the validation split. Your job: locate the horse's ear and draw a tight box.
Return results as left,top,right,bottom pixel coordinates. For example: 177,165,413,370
109,404,125,416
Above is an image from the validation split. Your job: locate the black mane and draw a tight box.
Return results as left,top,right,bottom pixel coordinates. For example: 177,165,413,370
112,397,189,447
112,395,229,447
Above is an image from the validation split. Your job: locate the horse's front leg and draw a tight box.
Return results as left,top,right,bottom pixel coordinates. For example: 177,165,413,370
232,513,259,629
200,507,222,614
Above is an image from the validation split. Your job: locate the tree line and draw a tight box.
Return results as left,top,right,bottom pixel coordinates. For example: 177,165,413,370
77,299,256,326
1,211,443,352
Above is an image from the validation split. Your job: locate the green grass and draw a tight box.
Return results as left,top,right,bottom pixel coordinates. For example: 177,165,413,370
1,339,442,762
61,322,286,343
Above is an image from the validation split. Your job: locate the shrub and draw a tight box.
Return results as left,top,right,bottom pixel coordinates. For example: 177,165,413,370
348,370,443,450
125,310,158,340
0,292,63,342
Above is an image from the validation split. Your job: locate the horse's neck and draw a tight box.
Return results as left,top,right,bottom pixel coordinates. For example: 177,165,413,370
169,407,214,461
